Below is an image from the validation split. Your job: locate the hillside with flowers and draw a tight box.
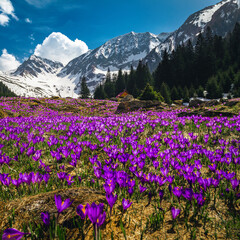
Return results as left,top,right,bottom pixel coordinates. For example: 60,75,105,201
0,97,239,239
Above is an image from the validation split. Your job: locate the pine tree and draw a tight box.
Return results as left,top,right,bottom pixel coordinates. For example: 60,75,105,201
139,83,163,101
177,86,184,99
126,65,136,94
154,50,172,91
233,72,240,97
171,86,180,100
197,85,204,98
229,23,240,65
183,86,190,102
115,69,125,95
104,68,115,98
0,82,17,97
94,84,107,99
160,82,171,104
80,76,90,99
206,77,222,99
189,85,196,98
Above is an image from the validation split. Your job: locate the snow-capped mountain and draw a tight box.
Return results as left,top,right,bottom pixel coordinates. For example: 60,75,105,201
0,0,240,97
0,55,79,98
144,0,240,72
58,31,162,90
13,55,63,77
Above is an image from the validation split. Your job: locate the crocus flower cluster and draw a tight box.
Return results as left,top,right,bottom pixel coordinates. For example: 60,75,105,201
0,97,239,239
76,202,106,227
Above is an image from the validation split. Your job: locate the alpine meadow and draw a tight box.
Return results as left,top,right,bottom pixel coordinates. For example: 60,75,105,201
0,0,240,239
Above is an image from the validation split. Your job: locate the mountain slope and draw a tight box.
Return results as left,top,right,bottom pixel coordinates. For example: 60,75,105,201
13,55,63,77
144,0,240,72
58,32,162,90
0,55,79,98
1,0,240,97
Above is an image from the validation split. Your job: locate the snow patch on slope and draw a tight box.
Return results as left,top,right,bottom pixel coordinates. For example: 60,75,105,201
235,0,240,8
0,71,79,98
190,0,229,27
125,51,147,63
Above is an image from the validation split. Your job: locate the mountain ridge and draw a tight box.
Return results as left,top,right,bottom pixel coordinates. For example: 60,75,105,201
1,0,240,97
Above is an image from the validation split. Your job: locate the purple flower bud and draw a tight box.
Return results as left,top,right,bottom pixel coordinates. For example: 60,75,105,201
76,204,88,220
172,186,182,199
122,198,132,211
2,228,30,240
41,212,50,225
139,185,147,193
231,178,239,190
96,211,106,227
159,190,164,201
171,207,181,220
106,193,118,211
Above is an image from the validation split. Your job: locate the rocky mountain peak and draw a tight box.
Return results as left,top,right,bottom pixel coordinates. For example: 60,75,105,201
13,55,63,77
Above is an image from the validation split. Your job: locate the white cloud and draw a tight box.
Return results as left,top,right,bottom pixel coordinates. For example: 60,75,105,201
25,18,32,23
25,0,55,8
0,0,18,26
0,49,21,72
0,13,9,26
34,32,89,65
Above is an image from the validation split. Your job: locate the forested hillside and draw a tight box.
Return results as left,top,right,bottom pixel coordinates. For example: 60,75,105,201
0,81,17,97
95,23,240,102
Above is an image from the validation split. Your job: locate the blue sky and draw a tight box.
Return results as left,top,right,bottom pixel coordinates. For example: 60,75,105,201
0,0,220,69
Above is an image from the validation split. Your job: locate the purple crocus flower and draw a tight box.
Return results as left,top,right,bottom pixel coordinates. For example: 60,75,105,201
223,171,235,180
59,165,65,170
139,185,147,193
122,198,132,211
54,195,73,213
43,174,50,184
193,192,206,207
171,207,181,220
94,167,102,179
11,179,21,188
32,150,41,161
208,163,217,172
62,149,70,158
212,179,219,188
106,193,118,213
65,174,74,185
231,178,239,190
55,152,62,161
41,212,50,225
152,160,159,169
78,176,82,183
182,188,193,201
87,202,104,224
2,228,30,240
103,181,115,195
76,204,88,220
57,172,67,181
172,186,182,200
26,146,35,157
96,211,106,227
128,187,134,196
159,190,164,203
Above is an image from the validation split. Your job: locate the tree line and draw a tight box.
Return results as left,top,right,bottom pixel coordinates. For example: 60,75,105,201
81,23,240,102
0,81,17,97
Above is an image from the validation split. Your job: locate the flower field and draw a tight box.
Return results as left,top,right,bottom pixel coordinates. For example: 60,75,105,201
0,97,239,239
